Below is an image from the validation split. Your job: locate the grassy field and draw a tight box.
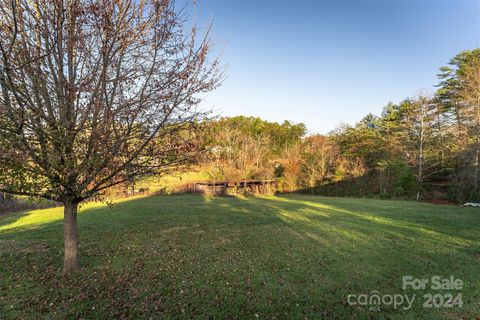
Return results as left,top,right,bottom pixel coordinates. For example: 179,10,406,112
1,194,479,319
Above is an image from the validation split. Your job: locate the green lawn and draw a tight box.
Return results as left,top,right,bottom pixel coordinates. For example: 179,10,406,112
1,194,479,319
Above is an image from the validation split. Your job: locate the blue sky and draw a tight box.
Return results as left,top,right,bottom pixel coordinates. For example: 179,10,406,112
193,0,480,133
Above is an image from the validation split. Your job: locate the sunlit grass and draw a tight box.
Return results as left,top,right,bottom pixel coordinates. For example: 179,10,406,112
1,194,479,319
0,196,144,233
135,169,211,194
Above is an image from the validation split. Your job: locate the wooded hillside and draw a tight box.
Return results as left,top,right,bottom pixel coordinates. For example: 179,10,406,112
193,48,480,202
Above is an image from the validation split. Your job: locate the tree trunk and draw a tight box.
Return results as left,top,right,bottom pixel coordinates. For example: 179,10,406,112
63,202,79,272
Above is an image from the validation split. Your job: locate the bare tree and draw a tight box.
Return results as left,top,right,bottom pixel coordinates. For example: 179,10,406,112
300,135,338,191
398,93,440,199
0,0,220,272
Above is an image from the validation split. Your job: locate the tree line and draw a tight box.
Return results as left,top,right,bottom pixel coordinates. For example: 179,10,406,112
0,0,477,273
197,49,479,203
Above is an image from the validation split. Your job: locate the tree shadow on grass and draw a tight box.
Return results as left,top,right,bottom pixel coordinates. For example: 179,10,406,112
0,210,33,230
1,193,479,319
275,193,480,242
213,195,479,319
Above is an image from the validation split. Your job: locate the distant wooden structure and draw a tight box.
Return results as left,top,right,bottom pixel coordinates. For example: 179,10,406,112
192,180,277,196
